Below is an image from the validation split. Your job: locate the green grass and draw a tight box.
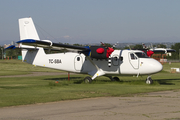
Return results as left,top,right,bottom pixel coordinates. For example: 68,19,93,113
0,60,62,76
0,60,180,107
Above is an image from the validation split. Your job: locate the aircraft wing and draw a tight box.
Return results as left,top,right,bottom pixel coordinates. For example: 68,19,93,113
14,39,91,55
150,48,176,53
6,39,114,59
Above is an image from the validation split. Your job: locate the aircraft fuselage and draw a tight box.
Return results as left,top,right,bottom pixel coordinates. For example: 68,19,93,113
23,48,163,78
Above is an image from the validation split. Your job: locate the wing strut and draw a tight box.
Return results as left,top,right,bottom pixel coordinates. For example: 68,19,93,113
86,56,105,80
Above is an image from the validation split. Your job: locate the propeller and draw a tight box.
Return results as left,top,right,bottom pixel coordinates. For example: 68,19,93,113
100,42,114,58
100,42,108,49
142,43,154,57
112,42,118,48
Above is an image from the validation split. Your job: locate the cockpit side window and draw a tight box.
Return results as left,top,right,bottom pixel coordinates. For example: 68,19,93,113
130,53,137,60
135,52,148,58
120,56,123,61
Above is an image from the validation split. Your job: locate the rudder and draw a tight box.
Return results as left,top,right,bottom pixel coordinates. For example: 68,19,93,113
19,17,40,40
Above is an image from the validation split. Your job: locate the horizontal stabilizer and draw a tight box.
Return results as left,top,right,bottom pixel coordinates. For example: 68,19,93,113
5,44,39,50
5,45,16,49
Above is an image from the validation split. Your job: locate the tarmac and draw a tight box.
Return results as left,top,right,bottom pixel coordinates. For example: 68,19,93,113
0,90,180,120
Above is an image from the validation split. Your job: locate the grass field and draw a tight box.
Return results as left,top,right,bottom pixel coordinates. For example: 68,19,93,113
0,60,62,76
0,59,180,107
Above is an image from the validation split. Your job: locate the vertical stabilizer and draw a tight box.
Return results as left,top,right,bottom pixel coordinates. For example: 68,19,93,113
19,17,40,40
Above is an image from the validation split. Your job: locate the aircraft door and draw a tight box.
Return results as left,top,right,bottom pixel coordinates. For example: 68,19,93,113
129,53,139,69
112,55,119,66
74,55,83,71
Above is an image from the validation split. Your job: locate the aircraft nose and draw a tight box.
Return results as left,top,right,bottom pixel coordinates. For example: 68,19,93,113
139,58,163,74
150,59,163,73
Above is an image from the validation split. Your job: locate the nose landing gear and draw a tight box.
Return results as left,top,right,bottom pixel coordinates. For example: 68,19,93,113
146,76,153,84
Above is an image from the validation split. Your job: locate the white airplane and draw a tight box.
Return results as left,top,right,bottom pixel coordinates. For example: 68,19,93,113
142,43,176,57
6,17,163,84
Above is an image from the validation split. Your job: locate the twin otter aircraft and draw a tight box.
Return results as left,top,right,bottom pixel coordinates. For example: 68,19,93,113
7,17,163,84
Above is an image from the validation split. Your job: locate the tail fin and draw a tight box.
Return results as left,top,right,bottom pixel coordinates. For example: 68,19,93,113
19,17,40,40
18,17,45,64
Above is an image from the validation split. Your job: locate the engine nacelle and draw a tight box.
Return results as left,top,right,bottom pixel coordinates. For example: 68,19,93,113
90,46,114,59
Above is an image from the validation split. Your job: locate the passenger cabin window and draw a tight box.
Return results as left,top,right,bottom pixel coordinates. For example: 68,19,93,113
130,53,137,60
77,57,80,61
135,52,148,58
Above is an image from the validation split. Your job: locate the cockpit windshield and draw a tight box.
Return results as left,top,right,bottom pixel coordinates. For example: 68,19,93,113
135,52,149,58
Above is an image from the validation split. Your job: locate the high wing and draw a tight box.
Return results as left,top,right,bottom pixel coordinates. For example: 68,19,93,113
16,39,91,55
16,39,114,59
5,39,91,56
150,48,176,53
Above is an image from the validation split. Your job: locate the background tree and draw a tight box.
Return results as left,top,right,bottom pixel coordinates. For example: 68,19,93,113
123,45,132,49
123,44,143,50
133,44,143,49
5,49,21,59
170,43,180,59
100,43,113,48
73,44,83,47
0,46,4,59
156,44,167,48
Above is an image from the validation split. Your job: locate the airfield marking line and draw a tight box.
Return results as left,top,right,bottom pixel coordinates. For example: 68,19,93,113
0,90,180,120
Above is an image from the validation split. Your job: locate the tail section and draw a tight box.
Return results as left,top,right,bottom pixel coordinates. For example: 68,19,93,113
22,48,45,65
19,17,40,40
18,17,45,64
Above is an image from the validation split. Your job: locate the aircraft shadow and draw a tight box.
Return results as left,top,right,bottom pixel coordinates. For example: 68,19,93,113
44,77,82,81
44,77,84,84
154,78,180,85
43,77,179,85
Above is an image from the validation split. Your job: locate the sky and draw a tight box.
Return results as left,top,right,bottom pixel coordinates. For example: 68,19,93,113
0,0,180,45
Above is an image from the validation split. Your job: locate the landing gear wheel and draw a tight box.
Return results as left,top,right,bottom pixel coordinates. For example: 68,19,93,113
84,76,92,83
110,76,120,81
113,77,120,81
146,76,153,84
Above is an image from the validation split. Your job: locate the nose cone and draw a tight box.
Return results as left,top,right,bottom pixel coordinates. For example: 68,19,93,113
139,58,163,74
149,59,163,73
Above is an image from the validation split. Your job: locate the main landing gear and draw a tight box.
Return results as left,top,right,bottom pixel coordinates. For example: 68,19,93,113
84,76,120,83
109,76,120,81
146,76,153,84
84,76,92,83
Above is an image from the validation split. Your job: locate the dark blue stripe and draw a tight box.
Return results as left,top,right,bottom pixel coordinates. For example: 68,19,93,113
16,39,37,43
82,46,91,56
5,45,16,49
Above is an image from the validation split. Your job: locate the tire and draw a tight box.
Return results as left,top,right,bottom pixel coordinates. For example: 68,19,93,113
84,76,92,83
146,77,153,84
113,77,120,81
